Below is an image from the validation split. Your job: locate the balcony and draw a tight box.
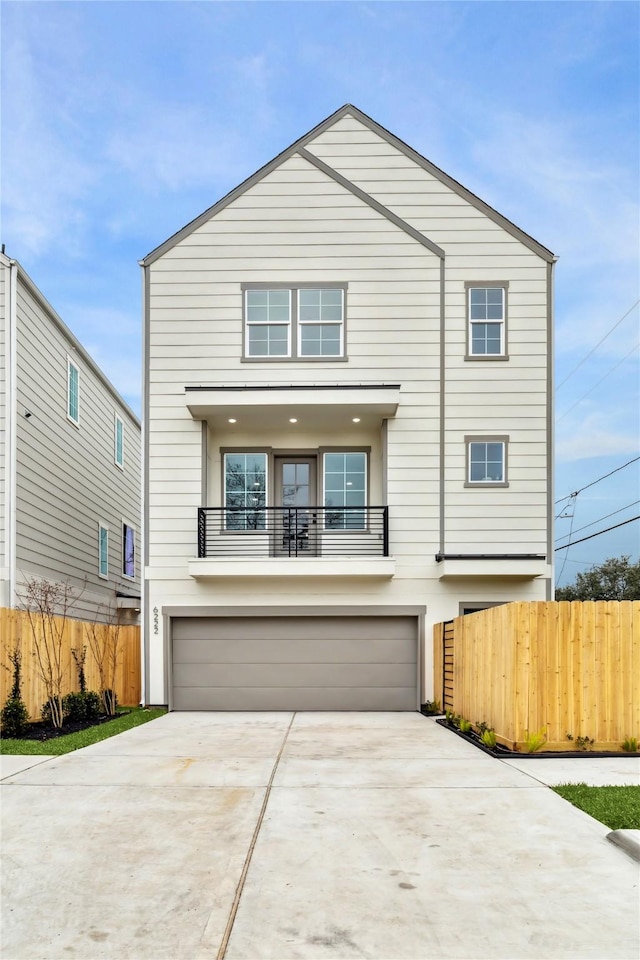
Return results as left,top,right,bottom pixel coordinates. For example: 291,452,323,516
189,506,395,579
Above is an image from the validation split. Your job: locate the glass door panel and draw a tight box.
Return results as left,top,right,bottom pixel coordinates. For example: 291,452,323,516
275,457,317,556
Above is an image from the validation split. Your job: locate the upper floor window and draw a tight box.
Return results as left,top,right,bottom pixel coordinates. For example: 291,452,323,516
122,522,136,579
323,451,366,529
67,357,80,425
244,285,345,360
465,436,509,487
224,452,267,529
466,284,507,357
114,415,124,469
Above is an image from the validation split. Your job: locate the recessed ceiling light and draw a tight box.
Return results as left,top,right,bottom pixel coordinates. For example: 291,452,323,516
228,418,237,424
289,417,298,423
352,417,361,423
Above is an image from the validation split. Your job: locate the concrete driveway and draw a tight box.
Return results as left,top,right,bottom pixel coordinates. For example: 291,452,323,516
1,712,638,960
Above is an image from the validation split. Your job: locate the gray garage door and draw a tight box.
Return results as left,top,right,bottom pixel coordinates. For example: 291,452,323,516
171,616,417,711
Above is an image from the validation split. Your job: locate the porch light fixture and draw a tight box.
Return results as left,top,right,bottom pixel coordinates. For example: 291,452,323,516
289,417,298,423
352,417,361,423
228,418,237,423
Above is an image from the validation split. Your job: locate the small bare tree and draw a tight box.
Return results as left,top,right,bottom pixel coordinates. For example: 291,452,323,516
86,592,123,716
20,576,81,729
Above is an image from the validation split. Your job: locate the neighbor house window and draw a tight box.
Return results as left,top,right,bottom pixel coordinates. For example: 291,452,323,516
244,285,345,359
122,523,135,579
98,523,109,579
466,284,507,357
224,452,267,529
67,358,80,424
323,452,366,529
465,437,509,486
114,415,124,469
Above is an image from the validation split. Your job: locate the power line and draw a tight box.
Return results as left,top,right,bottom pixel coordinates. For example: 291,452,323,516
553,515,639,552
555,499,640,543
556,299,640,391
554,456,640,505
556,341,639,424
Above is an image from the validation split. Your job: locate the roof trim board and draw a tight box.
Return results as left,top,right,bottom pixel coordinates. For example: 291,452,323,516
297,148,445,259
140,104,555,266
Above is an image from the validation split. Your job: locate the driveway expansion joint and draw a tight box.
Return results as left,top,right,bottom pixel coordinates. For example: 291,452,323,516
215,711,296,960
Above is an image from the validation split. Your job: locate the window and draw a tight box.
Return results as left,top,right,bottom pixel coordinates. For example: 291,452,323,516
98,523,109,579
246,290,291,357
122,523,135,579
224,453,267,529
114,415,124,469
67,358,80,424
298,289,343,356
323,452,366,529
466,284,507,357
244,286,345,359
465,437,509,486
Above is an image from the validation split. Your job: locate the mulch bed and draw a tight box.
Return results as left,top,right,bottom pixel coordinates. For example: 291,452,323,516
6,712,131,742
427,714,639,759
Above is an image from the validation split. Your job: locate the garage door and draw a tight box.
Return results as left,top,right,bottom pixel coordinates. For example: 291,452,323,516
171,616,417,711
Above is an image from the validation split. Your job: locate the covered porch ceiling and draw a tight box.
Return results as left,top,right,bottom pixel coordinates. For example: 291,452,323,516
185,385,400,431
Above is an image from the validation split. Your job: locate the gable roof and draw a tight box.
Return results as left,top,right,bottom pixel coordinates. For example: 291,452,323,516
140,104,555,266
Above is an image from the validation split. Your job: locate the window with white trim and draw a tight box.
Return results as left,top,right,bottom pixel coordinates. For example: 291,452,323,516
67,358,80,424
114,415,124,469
244,287,345,359
468,287,506,356
467,441,506,484
224,452,267,529
122,523,135,579
323,452,366,529
98,523,109,579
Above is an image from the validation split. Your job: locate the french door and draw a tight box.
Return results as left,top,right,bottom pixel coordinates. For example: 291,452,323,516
274,457,318,556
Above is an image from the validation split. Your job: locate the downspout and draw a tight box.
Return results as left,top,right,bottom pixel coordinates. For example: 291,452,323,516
139,261,150,706
439,257,446,556
547,257,558,599
7,259,18,608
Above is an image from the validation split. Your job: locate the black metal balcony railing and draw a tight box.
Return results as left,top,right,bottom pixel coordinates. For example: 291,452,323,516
197,506,389,558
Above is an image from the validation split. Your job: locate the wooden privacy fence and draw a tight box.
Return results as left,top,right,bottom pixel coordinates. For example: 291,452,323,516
433,601,640,752
0,608,141,718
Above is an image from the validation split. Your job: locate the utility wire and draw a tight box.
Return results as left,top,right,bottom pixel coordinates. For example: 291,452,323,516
555,499,640,543
554,456,640,505
556,341,640,424
553,515,639,551
556,299,640,391
555,497,577,585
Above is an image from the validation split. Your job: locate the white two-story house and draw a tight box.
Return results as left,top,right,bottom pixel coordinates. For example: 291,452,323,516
0,252,141,623
142,105,555,711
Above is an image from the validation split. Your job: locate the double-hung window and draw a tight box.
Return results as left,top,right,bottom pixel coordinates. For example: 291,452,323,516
98,523,109,579
114,415,124,469
466,284,507,357
224,452,267,529
244,286,345,359
465,437,509,486
323,452,366,529
67,357,80,424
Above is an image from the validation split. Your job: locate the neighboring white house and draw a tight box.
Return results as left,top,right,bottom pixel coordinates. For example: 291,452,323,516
0,252,141,623
141,104,555,710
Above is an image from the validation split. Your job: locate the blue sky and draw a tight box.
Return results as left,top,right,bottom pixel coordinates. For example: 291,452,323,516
1,1,638,585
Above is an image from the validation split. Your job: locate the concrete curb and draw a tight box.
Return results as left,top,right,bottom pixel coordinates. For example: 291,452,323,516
607,830,640,862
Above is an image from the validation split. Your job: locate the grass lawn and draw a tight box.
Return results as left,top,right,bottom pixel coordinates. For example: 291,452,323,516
553,783,640,830
0,707,166,756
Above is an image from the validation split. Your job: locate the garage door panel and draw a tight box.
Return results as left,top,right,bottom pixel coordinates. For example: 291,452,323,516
172,616,415,643
172,686,415,712
171,615,417,711
175,635,415,665
173,661,416,689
